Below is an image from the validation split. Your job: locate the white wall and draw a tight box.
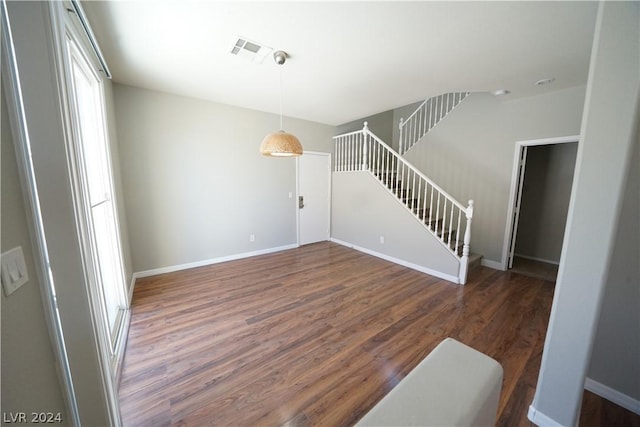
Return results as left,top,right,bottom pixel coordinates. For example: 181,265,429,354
331,172,460,281
1,86,69,425
515,143,578,263
113,84,335,273
530,2,639,425
403,87,586,264
588,133,640,404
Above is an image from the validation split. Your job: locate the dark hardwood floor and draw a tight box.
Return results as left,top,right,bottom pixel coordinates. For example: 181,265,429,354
119,242,639,426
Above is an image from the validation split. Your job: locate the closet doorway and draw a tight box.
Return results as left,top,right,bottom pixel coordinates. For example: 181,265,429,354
506,136,579,280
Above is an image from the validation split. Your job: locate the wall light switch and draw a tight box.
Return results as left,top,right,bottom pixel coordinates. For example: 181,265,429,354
2,246,29,297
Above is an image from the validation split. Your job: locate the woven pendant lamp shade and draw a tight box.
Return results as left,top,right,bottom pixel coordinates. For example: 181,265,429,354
260,130,303,157
260,50,303,157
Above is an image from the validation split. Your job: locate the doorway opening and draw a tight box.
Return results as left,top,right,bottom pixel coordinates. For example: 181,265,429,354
504,136,579,280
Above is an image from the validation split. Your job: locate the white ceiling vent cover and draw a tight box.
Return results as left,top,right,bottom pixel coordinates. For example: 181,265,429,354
231,37,273,64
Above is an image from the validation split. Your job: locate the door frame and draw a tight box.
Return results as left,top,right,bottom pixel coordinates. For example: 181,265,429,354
501,135,580,270
296,151,332,246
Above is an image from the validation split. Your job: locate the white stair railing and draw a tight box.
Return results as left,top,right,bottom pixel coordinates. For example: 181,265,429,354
334,122,474,284
399,92,470,155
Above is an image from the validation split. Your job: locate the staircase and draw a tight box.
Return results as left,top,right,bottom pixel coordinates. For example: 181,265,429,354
333,122,475,284
399,92,469,154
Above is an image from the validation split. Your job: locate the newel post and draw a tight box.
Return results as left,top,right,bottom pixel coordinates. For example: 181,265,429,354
362,122,369,171
398,117,404,154
459,200,474,285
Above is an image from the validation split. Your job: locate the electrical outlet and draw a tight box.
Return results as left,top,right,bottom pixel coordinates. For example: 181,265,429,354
379,236,385,244
249,234,255,242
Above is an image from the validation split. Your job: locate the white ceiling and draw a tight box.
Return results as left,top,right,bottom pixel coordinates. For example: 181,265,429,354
82,1,598,126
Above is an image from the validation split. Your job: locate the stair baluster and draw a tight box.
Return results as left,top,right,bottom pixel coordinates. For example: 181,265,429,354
398,92,470,155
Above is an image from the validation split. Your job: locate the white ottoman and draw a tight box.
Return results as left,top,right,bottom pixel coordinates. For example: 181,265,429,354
356,338,504,427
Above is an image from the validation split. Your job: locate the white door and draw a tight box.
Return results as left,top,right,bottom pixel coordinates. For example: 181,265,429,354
298,152,331,245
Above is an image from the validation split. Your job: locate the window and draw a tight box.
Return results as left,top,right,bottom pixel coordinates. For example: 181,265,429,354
66,29,127,353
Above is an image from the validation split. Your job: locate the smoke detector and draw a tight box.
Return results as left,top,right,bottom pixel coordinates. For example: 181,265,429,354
230,37,273,64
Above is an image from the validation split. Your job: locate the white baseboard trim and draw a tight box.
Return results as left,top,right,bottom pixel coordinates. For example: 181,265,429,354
514,253,560,265
128,274,136,303
585,377,640,415
132,244,299,280
330,238,460,284
527,405,562,426
481,259,503,270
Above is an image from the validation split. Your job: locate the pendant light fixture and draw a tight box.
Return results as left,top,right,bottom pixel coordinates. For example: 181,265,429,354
260,50,303,157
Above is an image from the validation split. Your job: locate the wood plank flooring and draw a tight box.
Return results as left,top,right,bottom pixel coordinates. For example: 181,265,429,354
511,256,559,282
580,390,640,427
119,242,638,426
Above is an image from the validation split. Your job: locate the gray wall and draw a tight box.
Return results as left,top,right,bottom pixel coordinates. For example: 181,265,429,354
113,84,335,273
1,86,69,425
392,100,424,151
515,143,578,263
336,100,424,153
403,87,586,265
531,2,639,425
336,109,394,147
588,133,640,402
331,172,460,279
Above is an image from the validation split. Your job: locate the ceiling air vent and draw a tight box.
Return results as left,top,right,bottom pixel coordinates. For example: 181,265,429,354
230,37,272,64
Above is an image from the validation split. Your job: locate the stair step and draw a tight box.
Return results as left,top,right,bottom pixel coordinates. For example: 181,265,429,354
395,189,412,197
413,207,432,217
468,253,483,271
437,228,457,239
376,172,398,178
450,241,464,255
427,221,457,236
402,197,419,207
425,217,444,227
381,177,400,183
376,172,399,181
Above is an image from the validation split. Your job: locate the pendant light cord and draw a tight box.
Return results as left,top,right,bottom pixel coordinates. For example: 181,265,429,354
279,64,283,130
